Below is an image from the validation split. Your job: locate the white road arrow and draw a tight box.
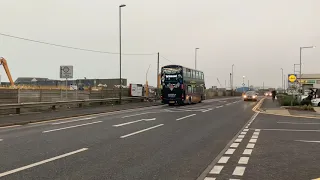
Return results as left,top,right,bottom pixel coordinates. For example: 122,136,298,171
113,118,157,127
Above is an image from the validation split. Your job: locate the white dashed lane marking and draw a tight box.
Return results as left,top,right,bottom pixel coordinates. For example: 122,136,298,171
230,143,239,148
210,165,224,174
243,149,253,155
234,138,242,143
253,132,260,135
204,177,216,180
238,157,249,164
243,129,249,132
238,135,245,138
232,166,246,176
246,143,255,149
225,149,236,155
249,139,257,143
240,132,247,135
218,156,230,164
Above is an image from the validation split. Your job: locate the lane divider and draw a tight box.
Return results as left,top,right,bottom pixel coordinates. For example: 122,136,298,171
0,148,88,178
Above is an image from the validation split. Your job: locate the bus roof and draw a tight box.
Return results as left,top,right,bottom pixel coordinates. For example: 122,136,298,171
162,64,204,73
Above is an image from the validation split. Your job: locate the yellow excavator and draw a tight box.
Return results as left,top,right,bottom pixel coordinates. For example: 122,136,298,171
0,57,14,86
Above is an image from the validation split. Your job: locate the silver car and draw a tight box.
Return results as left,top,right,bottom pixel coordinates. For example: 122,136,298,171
243,91,258,101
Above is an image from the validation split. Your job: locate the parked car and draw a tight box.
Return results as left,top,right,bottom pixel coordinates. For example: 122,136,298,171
311,98,320,106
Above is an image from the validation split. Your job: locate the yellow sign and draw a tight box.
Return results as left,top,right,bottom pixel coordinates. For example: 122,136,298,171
288,74,297,83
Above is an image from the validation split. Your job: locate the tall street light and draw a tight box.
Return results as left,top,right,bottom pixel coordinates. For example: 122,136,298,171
195,48,199,69
145,64,151,98
242,76,245,93
119,4,126,104
280,68,283,90
293,63,299,74
299,46,316,93
231,64,234,91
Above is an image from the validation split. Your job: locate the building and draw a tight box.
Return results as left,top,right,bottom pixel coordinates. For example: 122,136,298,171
297,74,320,90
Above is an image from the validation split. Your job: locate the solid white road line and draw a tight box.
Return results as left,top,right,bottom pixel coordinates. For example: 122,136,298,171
232,166,246,176
0,125,21,129
238,157,250,164
277,122,320,125
246,143,255,149
217,156,230,164
249,139,257,143
204,177,216,180
240,132,247,135
225,149,235,155
230,143,239,148
0,148,88,178
243,149,252,155
295,140,320,143
259,129,320,132
234,138,243,143
121,112,150,118
120,124,164,138
52,117,95,125
43,121,102,133
209,165,224,174
176,114,196,121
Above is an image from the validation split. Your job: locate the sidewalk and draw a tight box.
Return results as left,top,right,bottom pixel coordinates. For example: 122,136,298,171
260,98,320,118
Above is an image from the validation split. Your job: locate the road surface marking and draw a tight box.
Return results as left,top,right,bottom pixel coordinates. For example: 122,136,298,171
235,138,242,143
243,149,252,155
246,143,255,148
113,118,156,127
176,114,196,121
51,117,95,125
120,124,163,138
209,165,224,174
238,135,245,138
43,121,102,133
232,166,246,176
0,139,2,142
225,149,235,155
230,143,239,148
251,135,259,139
122,112,150,118
229,179,240,180
0,125,21,129
0,148,88,178
217,156,230,164
258,129,320,132
216,105,223,108
253,132,260,135
238,157,250,164
204,178,216,180
240,132,247,135
243,129,249,132
202,108,213,112
249,139,257,143
255,129,260,132
295,140,320,143
277,122,320,125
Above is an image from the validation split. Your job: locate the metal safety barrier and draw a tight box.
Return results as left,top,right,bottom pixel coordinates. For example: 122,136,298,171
0,97,145,114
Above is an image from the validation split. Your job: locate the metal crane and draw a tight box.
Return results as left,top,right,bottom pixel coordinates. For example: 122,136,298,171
0,57,14,86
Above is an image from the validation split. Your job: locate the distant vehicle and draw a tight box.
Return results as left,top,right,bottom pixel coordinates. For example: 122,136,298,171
243,91,258,101
264,92,272,96
160,65,205,105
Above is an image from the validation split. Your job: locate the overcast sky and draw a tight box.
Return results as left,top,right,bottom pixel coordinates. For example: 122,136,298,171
0,0,319,88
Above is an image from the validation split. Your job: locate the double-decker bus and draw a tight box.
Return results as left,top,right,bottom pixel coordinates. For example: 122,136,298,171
160,65,206,105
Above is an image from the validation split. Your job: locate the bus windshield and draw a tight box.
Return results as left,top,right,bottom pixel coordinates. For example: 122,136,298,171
162,67,183,83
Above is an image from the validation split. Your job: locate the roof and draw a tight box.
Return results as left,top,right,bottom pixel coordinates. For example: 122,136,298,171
296,74,320,79
15,77,49,83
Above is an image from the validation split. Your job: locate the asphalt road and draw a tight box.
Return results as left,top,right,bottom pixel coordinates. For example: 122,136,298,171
0,97,259,180
202,98,320,180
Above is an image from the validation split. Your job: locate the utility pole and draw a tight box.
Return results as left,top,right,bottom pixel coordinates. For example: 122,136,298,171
157,52,160,99
119,4,126,104
248,80,250,90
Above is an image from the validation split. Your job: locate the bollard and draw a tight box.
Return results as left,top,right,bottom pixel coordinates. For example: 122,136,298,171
16,108,21,114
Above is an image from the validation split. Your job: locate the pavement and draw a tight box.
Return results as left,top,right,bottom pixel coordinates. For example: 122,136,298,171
0,96,259,180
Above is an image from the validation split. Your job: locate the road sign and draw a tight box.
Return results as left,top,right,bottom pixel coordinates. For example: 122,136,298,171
60,66,73,79
288,74,297,83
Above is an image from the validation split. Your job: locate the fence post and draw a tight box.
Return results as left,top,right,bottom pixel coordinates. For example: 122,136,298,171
17,88,21,103
39,89,43,102
60,89,62,101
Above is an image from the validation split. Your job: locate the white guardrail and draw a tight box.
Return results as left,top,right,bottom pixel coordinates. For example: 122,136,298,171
0,97,145,114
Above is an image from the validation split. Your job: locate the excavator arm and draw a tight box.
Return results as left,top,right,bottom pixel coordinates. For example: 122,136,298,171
0,57,14,86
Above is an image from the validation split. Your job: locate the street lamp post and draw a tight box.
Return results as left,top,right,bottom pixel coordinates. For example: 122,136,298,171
195,48,199,69
281,68,283,90
119,4,126,104
299,46,316,94
293,63,299,74
242,76,245,93
231,64,234,94
145,64,151,98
